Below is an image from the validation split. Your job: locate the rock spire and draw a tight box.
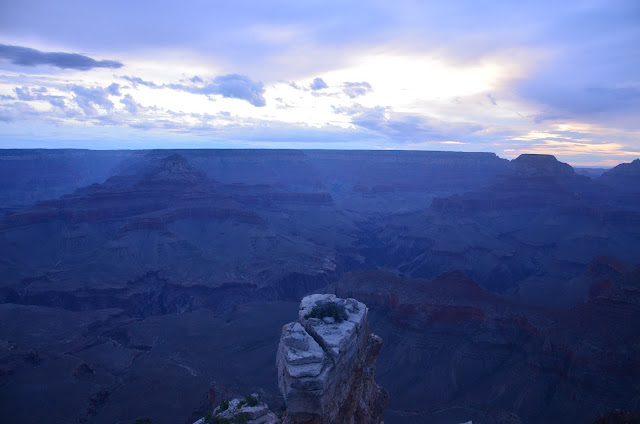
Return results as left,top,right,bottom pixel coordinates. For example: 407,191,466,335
277,294,388,424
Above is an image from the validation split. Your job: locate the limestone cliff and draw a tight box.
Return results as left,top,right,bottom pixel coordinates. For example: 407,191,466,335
277,294,388,424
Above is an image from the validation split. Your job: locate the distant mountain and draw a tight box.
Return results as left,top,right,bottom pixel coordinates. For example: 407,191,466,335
0,153,354,313
595,158,640,210
374,154,640,299
509,153,577,177
0,149,139,214
0,149,511,216
598,158,640,187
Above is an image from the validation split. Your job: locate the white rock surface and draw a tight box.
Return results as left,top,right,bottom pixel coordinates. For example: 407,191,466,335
194,394,280,424
277,294,387,424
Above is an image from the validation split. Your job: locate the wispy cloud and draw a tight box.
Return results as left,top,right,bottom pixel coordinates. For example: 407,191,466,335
343,81,372,98
0,44,122,70
14,86,66,108
121,75,158,88
333,104,483,142
121,74,266,107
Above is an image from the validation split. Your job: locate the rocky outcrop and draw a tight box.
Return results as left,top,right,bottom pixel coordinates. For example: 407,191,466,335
597,158,640,203
509,153,577,177
277,294,387,424
193,394,280,424
598,158,640,182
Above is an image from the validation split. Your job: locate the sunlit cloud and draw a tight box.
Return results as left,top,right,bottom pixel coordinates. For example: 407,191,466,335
509,131,565,141
524,140,640,156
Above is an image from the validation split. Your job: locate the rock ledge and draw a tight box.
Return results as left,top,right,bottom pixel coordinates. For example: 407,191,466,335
277,294,387,424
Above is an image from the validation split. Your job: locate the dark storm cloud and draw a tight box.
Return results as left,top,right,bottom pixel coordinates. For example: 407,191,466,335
310,77,328,90
343,81,372,98
0,44,122,70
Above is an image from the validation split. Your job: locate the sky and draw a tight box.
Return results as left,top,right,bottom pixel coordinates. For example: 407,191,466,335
0,0,639,165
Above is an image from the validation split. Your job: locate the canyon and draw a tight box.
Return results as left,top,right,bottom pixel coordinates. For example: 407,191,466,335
0,149,638,423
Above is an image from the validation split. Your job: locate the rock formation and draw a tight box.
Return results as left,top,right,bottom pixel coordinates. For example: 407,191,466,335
277,294,387,424
508,153,577,177
333,269,640,424
193,394,280,424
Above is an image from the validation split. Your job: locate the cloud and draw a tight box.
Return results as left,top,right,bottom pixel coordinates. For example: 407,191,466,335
310,77,328,90
521,81,640,126
1,1,637,163
121,75,158,88
0,101,42,124
106,83,121,96
206,74,266,106
333,104,483,142
343,81,372,98
14,86,66,108
70,85,115,115
14,86,47,101
134,73,267,107
119,94,140,115
0,44,122,70
343,81,373,99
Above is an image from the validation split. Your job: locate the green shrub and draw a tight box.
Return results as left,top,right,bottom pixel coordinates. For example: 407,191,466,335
237,400,246,408
204,414,232,424
304,302,348,323
219,399,229,412
245,394,259,407
233,412,251,424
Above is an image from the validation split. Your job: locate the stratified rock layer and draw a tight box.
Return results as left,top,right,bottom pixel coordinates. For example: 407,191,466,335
277,294,387,424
